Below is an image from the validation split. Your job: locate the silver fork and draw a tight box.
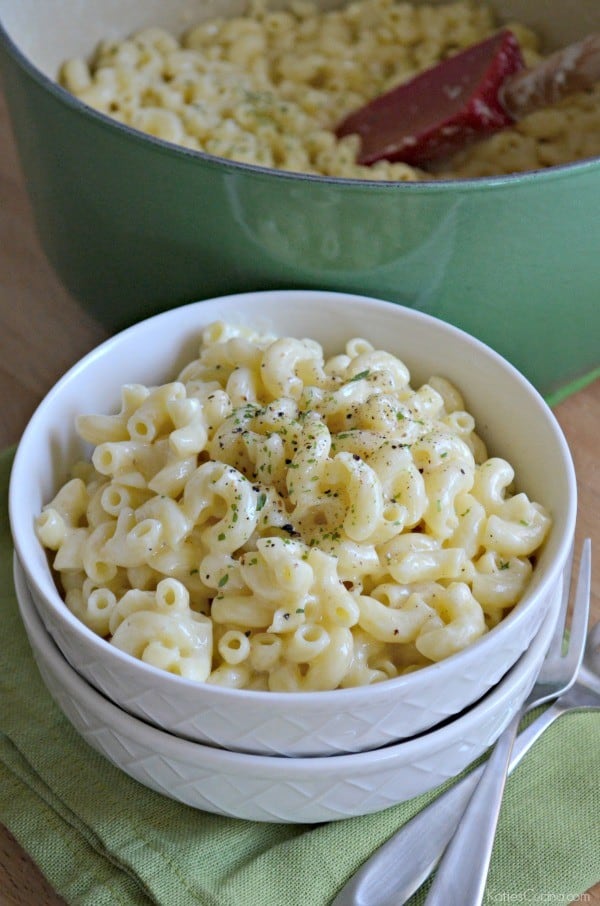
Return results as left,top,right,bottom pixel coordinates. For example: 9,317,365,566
333,539,594,906
422,540,589,906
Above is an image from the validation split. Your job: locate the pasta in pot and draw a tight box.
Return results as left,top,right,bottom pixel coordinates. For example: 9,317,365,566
58,0,600,180
36,321,552,690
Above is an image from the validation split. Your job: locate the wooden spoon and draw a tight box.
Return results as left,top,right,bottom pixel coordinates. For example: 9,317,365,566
335,30,600,167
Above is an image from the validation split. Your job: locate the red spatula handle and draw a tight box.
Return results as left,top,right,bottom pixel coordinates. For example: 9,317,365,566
502,32,600,119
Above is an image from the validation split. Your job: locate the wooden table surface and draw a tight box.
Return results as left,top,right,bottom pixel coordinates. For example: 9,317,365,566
1,83,599,905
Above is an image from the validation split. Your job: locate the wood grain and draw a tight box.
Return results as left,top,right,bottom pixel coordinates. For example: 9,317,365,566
0,84,598,906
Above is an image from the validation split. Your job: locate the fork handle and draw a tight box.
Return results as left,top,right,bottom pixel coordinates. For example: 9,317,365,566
331,702,564,906
422,711,520,906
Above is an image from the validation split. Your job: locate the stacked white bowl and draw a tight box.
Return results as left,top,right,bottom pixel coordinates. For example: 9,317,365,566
9,290,576,823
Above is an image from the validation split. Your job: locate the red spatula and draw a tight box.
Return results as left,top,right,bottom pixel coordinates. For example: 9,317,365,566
335,30,600,168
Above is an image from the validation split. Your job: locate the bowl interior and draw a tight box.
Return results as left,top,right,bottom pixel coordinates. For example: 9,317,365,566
2,0,600,79
10,290,576,641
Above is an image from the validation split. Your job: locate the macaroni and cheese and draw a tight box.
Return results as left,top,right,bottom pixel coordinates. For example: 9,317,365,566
36,322,552,691
58,0,600,180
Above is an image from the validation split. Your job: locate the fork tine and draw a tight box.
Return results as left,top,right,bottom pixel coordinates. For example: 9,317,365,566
536,538,589,686
543,539,575,661
566,537,592,674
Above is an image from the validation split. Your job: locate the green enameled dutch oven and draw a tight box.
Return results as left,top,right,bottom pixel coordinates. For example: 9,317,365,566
1,0,599,398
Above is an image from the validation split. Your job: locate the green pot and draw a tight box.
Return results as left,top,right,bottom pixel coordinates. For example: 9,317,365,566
1,0,599,398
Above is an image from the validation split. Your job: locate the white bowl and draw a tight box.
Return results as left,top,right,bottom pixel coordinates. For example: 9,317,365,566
9,290,577,756
14,553,562,823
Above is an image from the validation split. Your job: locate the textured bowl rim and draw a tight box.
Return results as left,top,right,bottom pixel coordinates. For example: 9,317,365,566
1,10,599,189
14,550,561,771
9,289,577,706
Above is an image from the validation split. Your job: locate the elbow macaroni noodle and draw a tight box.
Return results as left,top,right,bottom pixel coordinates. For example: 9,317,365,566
36,321,552,691
58,0,600,180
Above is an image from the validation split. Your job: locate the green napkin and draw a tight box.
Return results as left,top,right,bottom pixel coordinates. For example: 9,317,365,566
1,446,599,906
